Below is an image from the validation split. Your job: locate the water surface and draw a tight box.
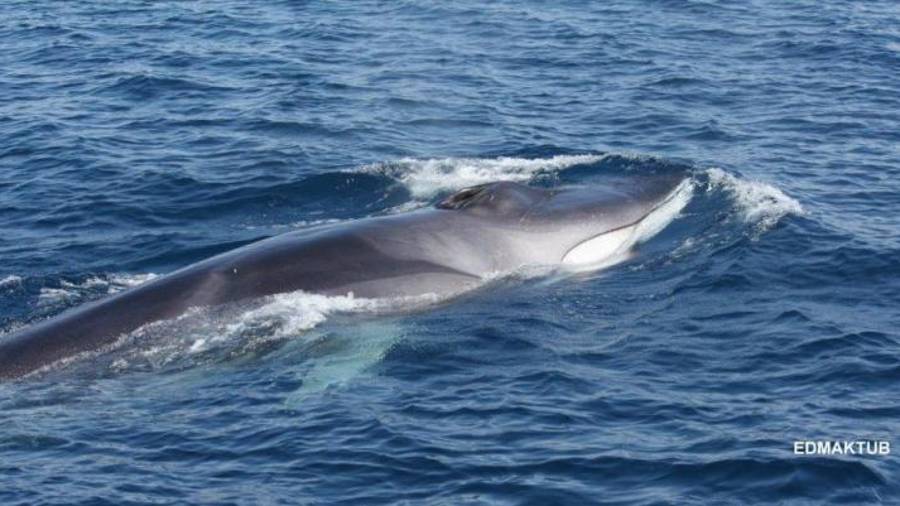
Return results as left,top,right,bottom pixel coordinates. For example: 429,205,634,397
1,1,898,504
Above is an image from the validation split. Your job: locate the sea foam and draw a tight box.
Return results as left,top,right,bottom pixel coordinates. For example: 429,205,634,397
704,167,803,233
364,154,605,199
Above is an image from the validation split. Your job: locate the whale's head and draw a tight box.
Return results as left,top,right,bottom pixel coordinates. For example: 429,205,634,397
437,175,691,269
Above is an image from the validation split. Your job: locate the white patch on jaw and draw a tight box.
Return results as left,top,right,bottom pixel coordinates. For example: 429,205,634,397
561,225,637,269
561,179,693,270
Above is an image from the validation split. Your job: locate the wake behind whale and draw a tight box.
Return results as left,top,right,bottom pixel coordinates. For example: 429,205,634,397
0,173,692,380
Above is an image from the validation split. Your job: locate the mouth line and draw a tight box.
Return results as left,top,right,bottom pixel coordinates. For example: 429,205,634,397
561,178,691,266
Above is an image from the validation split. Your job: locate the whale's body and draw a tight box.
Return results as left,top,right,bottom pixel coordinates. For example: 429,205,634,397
0,175,690,379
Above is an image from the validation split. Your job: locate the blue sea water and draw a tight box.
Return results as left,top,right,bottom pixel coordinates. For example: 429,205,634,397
1,0,899,503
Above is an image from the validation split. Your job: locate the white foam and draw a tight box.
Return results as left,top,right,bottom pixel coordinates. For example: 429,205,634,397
887,42,900,53
365,154,605,199
704,168,803,233
37,280,107,306
107,273,159,291
243,218,344,231
60,277,107,290
180,290,446,355
94,288,450,381
291,218,342,228
222,291,379,342
0,275,22,288
36,273,159,305
383,200,428,214
37,287,76,306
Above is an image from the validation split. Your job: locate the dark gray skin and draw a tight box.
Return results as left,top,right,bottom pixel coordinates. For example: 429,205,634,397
0,175,687,379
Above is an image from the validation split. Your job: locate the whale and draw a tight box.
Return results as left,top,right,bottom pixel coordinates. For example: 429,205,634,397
0,174,691,379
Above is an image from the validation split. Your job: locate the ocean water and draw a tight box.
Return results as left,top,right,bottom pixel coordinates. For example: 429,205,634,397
1,0,898,504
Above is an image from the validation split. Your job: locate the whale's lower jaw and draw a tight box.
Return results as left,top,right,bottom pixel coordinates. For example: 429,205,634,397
561,179,692,270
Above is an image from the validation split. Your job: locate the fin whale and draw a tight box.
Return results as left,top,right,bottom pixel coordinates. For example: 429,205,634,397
0,175,690,379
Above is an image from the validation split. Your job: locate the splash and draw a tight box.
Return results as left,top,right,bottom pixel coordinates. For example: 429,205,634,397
220,292,380,345
108,273,160,291
0,275,22,289
37,273,159,306
704,168,803,233
126,292,384,360
106,290,441,396
37,288,78,307
37,278,106,307
117,289,445,365
365,154,605,199
217,290,448,348
243,218,343,231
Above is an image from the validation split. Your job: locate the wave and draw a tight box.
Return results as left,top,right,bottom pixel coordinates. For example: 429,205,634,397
361,154,604,199
36,273,159,307
96,73,236,100
702,167,804,234
0,276,23,289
